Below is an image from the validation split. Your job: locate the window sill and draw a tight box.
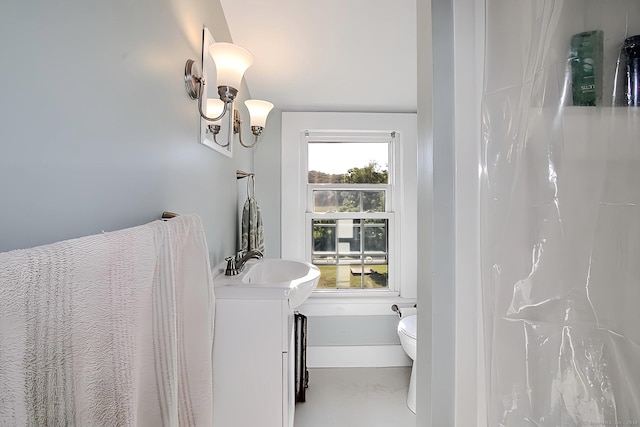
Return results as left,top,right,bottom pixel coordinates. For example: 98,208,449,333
298,291,416,316
312,289,399,297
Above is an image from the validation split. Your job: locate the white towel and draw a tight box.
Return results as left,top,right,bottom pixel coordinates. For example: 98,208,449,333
0,214,214,426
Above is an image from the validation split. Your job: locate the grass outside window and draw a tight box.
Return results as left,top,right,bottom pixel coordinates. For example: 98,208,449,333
316,264,388,289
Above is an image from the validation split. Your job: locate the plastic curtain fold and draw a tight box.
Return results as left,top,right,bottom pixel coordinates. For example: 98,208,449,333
481,0,640,425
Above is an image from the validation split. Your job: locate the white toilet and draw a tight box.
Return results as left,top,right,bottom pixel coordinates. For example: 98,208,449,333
397,313,417,413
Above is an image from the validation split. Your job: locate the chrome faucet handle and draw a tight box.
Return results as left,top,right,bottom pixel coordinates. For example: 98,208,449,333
225,256,239,276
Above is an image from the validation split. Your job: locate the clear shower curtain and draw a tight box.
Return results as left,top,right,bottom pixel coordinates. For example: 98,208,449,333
481,1,640,425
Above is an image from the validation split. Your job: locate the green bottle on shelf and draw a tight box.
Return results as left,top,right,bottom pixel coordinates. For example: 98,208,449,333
569,30,603,106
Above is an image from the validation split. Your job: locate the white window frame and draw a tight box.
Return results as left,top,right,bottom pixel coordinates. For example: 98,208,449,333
281,112,417,312
304,131,396,293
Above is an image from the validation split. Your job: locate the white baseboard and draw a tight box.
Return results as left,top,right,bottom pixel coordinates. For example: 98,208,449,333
299,297,417,316
306,344,412,368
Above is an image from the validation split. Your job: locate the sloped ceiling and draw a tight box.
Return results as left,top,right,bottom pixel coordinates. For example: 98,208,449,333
219,0,417,113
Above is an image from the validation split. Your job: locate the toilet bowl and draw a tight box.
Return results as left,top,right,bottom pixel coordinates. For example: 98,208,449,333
397,314,417,413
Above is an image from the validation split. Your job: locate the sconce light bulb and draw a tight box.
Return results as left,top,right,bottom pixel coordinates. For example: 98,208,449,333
209,42,254,92
206,99,226,124
245,99,274,128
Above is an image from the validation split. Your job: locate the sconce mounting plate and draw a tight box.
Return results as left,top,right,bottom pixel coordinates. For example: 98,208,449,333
184,59,202,100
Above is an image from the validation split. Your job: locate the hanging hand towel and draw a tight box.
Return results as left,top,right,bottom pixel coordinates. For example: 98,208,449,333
241,174,265,253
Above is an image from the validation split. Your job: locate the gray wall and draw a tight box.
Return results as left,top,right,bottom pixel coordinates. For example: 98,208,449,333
0,0,253,266
420,0,456,423
416,0,435,422
307,315,401,346
253,109,282,258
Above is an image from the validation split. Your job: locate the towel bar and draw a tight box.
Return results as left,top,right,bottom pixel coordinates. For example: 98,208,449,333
161,211,179,219
236,169,255,179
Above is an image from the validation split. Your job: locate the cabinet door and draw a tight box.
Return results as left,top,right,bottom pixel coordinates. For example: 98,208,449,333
213,299,284,427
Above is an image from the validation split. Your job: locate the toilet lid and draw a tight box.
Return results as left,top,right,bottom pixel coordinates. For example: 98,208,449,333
398,314,417,339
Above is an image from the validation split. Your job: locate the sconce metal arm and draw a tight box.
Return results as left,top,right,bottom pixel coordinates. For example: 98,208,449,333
205,115,231,148
196,83,230,122
212,130,230,147
234,109,261,148
238,132,259,148
184,58,231,123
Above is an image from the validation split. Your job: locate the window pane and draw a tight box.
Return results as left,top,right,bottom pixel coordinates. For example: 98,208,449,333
313,190,337,212
364,220,387,252
311,218,388,290
308,142,388,184
362,191,385,212
313,190,385,213
312,258,388,290
313,220,336,252
337,191,361,212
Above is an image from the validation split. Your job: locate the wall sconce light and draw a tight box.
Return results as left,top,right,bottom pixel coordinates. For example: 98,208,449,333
235,100,274,148
184,40,274,149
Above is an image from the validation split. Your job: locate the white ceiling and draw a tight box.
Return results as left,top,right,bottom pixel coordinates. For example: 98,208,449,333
219,0,417,113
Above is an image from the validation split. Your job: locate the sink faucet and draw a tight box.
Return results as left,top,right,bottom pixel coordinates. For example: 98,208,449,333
225,249,264,276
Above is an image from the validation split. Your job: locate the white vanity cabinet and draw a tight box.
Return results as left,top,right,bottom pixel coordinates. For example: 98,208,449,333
210,258,320,427
212,297,296,427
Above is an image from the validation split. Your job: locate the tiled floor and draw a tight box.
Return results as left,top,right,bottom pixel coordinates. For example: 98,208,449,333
294,367,416,427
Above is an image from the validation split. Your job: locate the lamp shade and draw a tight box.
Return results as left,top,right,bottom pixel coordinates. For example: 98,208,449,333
209,42,254,90
245,100,274,128
205,98,225,124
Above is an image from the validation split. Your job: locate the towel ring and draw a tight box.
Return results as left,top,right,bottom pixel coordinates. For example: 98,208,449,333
247,174,255,199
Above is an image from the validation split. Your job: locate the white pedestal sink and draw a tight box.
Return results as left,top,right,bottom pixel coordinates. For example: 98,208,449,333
211,258,319,427
213,258,320,309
